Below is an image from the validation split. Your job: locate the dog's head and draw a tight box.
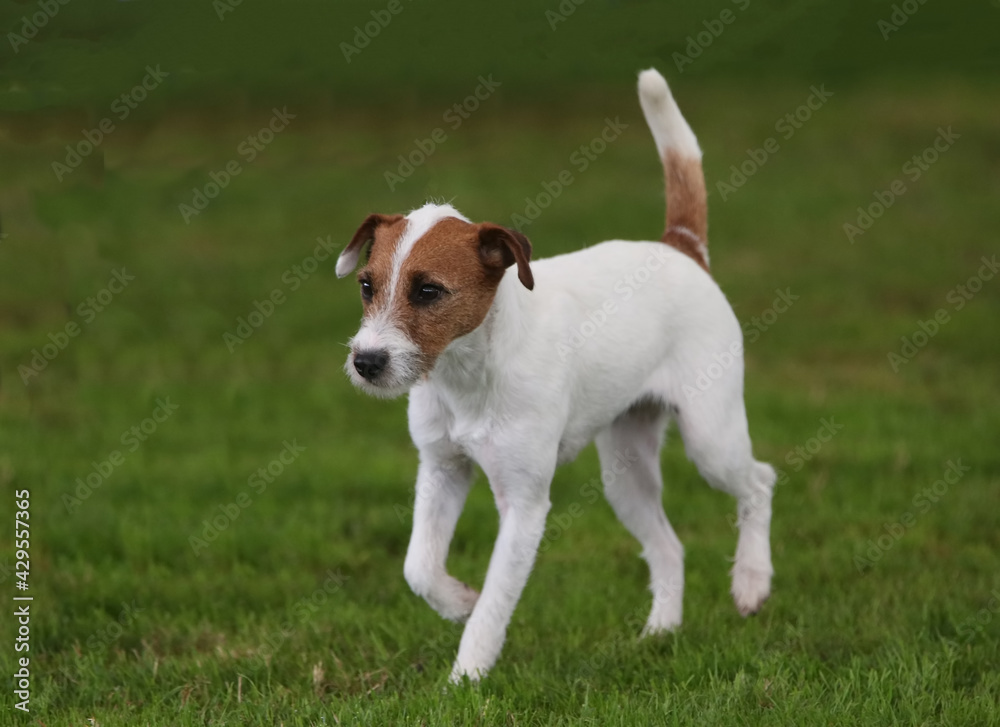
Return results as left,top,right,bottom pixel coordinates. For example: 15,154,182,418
337,204,533,398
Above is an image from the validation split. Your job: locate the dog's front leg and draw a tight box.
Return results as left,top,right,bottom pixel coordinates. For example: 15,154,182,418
403,451,480,622
449,460,554,683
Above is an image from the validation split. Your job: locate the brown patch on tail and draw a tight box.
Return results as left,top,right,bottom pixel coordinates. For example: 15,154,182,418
661,149,709,272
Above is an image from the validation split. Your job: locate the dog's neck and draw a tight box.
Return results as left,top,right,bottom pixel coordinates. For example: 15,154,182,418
427,272,529,400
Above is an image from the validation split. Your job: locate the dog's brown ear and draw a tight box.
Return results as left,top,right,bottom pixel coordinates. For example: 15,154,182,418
336,213,404,278
478,223,534,290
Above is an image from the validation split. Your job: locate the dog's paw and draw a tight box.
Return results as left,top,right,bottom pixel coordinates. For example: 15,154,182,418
731,565,772,616
640,602,683,637
448,660,485,685
436,579,480,623
640,619,681,639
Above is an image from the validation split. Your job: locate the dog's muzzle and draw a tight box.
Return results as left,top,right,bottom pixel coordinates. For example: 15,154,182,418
345,320,422,398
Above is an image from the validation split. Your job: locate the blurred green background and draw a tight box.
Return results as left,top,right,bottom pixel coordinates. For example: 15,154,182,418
1,1,998,724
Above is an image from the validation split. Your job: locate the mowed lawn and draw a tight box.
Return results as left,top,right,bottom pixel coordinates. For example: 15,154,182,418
1,80,999,725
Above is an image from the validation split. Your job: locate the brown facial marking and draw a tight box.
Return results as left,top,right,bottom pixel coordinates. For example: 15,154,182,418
354,215,406,314
373,217,532,370
663,149,709,271
344,213,404,273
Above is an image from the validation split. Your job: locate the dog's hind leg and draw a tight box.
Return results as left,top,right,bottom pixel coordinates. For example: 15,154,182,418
403,450,480,623
595,402,685,635
673,384,775,617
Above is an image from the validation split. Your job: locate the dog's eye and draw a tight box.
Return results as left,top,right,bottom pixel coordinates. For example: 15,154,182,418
414,284,444,304
360,280,374,301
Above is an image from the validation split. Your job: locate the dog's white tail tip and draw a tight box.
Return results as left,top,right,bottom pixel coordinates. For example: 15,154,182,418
637,68,701,159
637,68,670,105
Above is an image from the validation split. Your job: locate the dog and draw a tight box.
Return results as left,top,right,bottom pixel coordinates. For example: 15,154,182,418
336,68,776,682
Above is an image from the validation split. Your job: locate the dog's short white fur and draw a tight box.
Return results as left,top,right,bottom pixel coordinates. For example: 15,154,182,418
338,69,775,682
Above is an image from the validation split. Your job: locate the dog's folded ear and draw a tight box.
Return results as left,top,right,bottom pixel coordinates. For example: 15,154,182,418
337,213,404,278
478,223,534,290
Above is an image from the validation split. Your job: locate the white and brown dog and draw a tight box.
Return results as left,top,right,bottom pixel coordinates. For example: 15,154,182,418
337,68,775,682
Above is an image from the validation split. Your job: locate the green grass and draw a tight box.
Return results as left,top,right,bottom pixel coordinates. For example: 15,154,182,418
2,34,1000,727
1,0,997,112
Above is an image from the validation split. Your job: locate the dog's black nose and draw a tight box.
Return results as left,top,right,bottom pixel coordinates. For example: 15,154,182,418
354,350,388,381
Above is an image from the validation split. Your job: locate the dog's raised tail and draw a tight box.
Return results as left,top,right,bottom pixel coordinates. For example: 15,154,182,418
638,68,709,271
